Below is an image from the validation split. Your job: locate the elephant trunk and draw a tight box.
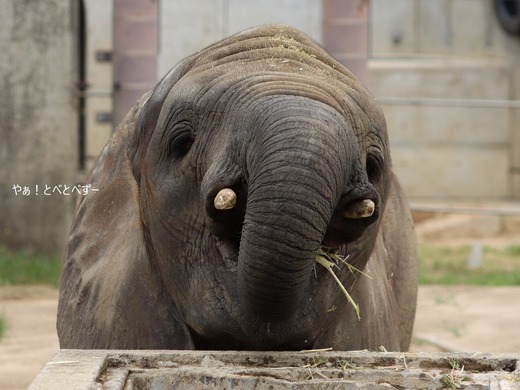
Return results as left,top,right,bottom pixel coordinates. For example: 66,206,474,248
237,129,345,322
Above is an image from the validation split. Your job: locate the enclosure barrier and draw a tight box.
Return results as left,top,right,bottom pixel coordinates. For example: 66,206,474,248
410,202,520,217
376,97,520,109
29,349,519,389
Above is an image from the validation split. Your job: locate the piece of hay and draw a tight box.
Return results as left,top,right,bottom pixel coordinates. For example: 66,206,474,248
315,248,371,321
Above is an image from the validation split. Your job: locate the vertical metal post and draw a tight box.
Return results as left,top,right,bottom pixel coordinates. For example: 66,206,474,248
77,0,86,170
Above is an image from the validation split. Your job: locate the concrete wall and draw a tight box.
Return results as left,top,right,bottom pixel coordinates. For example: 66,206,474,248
83,0,114,169
158,0,322,78
0,0,78,255
370,59,510,199
120,0,520,201
323,0,369,85
371,0,500,58
113,0,158,129
370,0,520,200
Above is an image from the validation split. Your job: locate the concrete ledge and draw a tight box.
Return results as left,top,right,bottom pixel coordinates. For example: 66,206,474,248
30,349,520,389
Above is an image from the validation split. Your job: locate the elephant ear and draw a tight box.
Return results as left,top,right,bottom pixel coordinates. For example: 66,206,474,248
57,60,195,349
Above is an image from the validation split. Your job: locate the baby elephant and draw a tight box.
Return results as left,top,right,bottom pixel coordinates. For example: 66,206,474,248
58,25,417,351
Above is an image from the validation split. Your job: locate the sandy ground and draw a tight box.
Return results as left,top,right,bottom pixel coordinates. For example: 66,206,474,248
0,286,59,390
1,284,519,389
411,285,520,353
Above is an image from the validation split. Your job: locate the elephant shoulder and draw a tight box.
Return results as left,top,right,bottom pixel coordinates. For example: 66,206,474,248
57,91,193,349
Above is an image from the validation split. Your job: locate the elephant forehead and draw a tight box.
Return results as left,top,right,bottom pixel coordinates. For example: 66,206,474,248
179,47,355,103
191,25,349,79
185,27,383,126
174,25,358,97
173,65,383,143
153,25,387,147
177,69,343,113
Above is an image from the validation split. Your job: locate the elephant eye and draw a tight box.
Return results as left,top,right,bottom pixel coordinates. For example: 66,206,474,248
366,153,383,182
168,131,195,160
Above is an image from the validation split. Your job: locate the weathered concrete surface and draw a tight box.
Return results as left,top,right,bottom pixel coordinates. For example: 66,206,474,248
369,0,520,200
370,58,511,200
30,350,520,389
371,0,500,58
0,0,78,255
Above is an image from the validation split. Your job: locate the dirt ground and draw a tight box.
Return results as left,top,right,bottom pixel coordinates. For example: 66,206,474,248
1,212,520,389
0,286,59,390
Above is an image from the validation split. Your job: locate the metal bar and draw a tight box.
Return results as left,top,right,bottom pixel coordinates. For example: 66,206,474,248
376,96,520,109
77,91,113,97
410,202,520,216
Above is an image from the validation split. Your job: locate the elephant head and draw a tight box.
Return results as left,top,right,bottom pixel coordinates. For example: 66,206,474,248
58,25,417,351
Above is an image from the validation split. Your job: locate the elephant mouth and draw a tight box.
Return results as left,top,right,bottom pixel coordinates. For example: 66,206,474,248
212,196,378,274
207,181,248,272
204,191,379,349
207,176,380,276
215,234,241,272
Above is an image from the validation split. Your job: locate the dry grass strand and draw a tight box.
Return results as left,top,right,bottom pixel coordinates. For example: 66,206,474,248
315,248,370,321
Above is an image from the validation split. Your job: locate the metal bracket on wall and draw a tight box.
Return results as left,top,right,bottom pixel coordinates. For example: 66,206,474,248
95,50,112,62
376,97,520,109
95,112,112,123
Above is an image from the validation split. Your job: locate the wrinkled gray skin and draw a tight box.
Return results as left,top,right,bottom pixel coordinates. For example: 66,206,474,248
58,25,417,351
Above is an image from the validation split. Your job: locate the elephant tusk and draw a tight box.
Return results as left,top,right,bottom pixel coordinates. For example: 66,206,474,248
343,199,375,219
214,188,237,210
